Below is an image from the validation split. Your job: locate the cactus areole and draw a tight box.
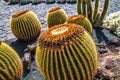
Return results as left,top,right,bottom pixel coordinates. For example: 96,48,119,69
36,23,98,80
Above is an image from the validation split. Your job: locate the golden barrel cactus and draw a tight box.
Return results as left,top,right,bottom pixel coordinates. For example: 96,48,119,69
66,14,93,34
0,41,23,80
36,23,98,80
10,9,42,42
47,7,68,28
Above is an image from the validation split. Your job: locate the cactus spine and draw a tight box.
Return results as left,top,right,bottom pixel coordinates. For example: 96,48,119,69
47,7,68,28
77,0,109,27
66,15,93,34
10,9,41,41
36,23,98,80
0,41,23,80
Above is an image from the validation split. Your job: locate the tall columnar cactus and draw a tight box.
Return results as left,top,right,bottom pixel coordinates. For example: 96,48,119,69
0,41,23,80
47,7,68,28
36,23,98,80
77,0,109,27
10,9,42,42
9,0,20,4
66,14,93,34
20,0,31,5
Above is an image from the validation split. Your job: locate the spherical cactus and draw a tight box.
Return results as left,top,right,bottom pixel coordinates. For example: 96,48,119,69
9,0,20,4
36,23,98,80
20,0,31,5
0,41,23,80
47,6,68,28
66,14,93,34
32,0,41,4
10,9,42,42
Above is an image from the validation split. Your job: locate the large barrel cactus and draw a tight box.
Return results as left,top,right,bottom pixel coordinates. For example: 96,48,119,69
10,9,42,42
0,41,23,80
36,23,98,80
47,7,68,28
66,14,93,34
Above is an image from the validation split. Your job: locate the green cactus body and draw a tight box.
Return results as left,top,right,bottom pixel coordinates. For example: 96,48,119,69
0,41,23,80
93,0,99,21
94,0,109,27
46,0,55,3
66,0,76,3
10,9,41,42
77,0,82,14
20,0,31,5
36,23,98,80
32,0,41,4
9,0,20,4
66,15,93,34
47,7,67,28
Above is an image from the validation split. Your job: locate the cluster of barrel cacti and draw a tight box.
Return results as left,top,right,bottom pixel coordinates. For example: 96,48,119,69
0,41,23,80
77,0,109,27
66,14,93,34
10,9,42,42
36,23,98,80
47,6,68,27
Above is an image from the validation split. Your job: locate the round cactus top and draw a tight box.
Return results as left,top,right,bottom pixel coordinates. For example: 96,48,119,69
67,15,85,23
48,6,61,13
12,9,30,18
37,23,85,49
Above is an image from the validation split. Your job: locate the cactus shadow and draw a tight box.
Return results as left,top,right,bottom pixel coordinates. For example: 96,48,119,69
10,39,36,58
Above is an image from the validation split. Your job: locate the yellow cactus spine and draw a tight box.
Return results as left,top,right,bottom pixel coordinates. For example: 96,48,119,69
0,41,23,80
66,14,93,34
36,23,98,80
47,7,68,28
10,9,42,42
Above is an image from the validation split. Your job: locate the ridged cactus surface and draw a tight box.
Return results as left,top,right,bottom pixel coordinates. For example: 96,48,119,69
66,14,93,34
32,0,41,4
10,9,41,41
0,41,23,80
47,7,67,28
36,23,98,80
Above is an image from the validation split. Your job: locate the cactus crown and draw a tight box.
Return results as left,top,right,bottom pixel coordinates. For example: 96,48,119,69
67,14,85,23
37,23,84,49
48,6,61,13
12,9,30,18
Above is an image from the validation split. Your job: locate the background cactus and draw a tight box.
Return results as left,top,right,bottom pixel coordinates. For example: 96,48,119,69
9,0,20,4
46,0,55,3
47,6,68,28
20,0,31,5
32,0,41,4
10,9,42,42
36,23,98,80
66,14,93,34
0,41,23,80
77,0,109,27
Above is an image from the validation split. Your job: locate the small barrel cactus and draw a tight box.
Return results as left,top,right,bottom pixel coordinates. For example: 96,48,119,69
36,23,98,80
10,9,42,42
9,0,20,4
0,41,23,80
47,6,68,28
114,26,120,37
20,0,31,5
66,14,93,34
